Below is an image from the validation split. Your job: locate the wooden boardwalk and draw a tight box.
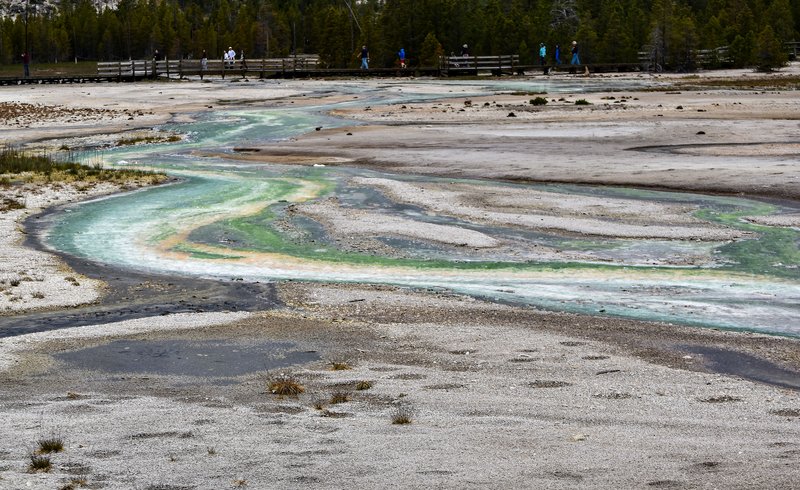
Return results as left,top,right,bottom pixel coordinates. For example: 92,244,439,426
0,54,646,85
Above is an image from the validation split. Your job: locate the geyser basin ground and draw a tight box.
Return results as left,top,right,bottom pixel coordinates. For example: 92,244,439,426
3,74,800,489
39,96,800,336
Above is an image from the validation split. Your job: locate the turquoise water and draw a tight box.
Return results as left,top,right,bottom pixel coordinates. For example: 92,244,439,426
41,80,800,336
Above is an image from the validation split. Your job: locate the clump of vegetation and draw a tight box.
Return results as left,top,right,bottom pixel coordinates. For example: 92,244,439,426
268,376,305,397
391,406,413,425
700,395,742,403
116,134,182,146
28,453,52,472
355,380,373,391
32,292,45,299
0,197,25,212
0,148,166,186
37,436,65,453
530,96,548,106
330,361,351,371
329,392,350,404
575,99,592,106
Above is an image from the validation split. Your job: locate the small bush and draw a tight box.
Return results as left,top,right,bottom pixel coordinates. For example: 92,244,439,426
575,99,592,105
32,292,45,299
530,96,548,106
268,376,305,397
9,279,20,287
355,380,373,391
28,453,52,472
37,436,65,453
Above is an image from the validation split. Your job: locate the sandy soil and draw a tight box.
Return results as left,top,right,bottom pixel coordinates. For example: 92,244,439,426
1,69,800,489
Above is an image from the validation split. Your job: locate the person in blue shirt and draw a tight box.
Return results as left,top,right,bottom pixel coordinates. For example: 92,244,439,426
554,44,561,65
570,41,580,65
398,48,406,68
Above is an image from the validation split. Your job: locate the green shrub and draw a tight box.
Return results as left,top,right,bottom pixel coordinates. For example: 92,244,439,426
530,96,548,106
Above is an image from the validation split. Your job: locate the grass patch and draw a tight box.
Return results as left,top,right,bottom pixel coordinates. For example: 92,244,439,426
0,148,166,185
268,376,305,397
355,380,373,391
574,99,592,105
37,436,65,453
28,453,52,472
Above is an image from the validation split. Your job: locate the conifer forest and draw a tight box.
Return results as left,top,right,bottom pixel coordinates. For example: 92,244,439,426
1,0,798,70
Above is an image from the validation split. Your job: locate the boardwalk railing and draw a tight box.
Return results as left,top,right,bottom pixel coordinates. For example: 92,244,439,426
98,56,321,79
440,55,520,75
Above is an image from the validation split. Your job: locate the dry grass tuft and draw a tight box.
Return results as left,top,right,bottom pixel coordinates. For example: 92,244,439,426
391,406,413,425
37,436,65,454
329,392,351,405
268,376,305,397
330,361,352,371
28,453,52,473
355,380,373,391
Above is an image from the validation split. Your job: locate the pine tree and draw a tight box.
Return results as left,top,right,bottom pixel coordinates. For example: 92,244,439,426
755,24,788,71
419,31,443,66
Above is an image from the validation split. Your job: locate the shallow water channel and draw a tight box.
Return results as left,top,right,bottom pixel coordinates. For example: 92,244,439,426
40,80,800,337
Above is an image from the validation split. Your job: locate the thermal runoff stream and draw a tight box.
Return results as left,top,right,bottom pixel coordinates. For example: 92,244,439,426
40,81,800,337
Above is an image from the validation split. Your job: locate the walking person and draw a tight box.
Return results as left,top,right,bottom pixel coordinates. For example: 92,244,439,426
539,43,546,65
200,49,208,79
360,45,369,70
398,48,406,69
227,47,236,69
570,41,580,65
21,52,30,78
554,44,561,65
